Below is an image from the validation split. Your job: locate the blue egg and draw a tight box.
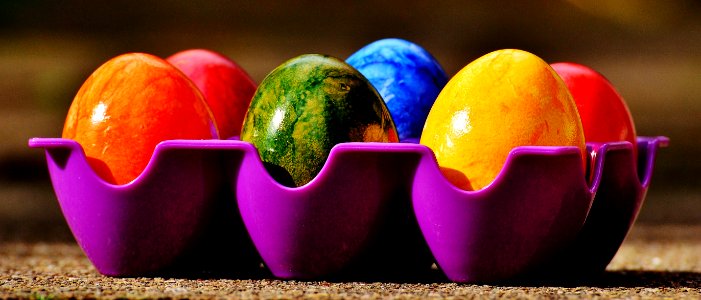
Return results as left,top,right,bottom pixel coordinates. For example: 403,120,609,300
347,38,448,142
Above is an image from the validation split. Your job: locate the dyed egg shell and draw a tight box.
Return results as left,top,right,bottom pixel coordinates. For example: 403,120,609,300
551,62,637,159
420,49,585,191
167,49,257,139
241,54,398,187
62,53,218,185
347,38,448,141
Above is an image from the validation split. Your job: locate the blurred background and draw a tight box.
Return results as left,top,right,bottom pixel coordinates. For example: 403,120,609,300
1,0,699,241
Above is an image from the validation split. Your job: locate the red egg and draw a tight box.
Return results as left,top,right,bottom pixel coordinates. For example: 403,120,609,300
62,53,218,185
552,62,637,159
167,49,257,139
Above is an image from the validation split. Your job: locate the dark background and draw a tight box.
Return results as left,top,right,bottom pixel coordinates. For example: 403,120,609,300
1,1,699,241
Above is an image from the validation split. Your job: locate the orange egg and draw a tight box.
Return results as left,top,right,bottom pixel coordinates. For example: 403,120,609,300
62,53,218,185
421,49,586,191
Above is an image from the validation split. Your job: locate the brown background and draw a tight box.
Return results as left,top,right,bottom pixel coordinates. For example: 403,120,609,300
1,0,700,241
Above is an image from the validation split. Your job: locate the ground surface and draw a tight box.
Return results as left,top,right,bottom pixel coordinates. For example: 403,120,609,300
1,224,700,299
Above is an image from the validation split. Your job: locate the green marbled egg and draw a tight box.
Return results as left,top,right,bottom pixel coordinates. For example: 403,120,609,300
241,54,398,187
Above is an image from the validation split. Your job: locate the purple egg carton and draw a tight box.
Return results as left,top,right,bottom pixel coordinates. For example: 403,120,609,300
28,136,668,282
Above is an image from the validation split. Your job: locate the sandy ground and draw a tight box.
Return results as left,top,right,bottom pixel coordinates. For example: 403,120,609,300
1,224,700,299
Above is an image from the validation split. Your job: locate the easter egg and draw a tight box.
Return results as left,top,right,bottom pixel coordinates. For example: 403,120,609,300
241,54,398,187
551,62,637,158
62,53,218,185
167,49,257,139
347,38,448,141
421,49,585,191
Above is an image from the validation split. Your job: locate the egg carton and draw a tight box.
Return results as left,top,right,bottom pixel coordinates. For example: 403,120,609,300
28,136,668,282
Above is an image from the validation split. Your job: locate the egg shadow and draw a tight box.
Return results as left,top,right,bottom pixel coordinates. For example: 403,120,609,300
438,166,473,191
262,162,296,187
84,157,116,184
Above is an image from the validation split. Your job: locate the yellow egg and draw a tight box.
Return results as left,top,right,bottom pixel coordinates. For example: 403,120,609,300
420,49,585,191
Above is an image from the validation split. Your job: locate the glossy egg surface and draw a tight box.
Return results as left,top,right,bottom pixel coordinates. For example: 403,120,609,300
167,49,257,139
551,62,637,158
421,49,585,191
241,54,398,187
62,53,218,185
347,38,447,141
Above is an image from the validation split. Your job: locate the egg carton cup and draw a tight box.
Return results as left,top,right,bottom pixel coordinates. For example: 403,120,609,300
538,136,670,278
28,136,668,282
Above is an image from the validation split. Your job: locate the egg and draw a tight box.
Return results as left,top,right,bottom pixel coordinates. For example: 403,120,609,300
347,38,448,141
62,53,218,185
551,62,637,159
241,54,398,187
421,49,586,191
167,49,257,139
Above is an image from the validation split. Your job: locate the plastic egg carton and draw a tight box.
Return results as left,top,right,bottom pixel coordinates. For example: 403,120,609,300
28,136,668,282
